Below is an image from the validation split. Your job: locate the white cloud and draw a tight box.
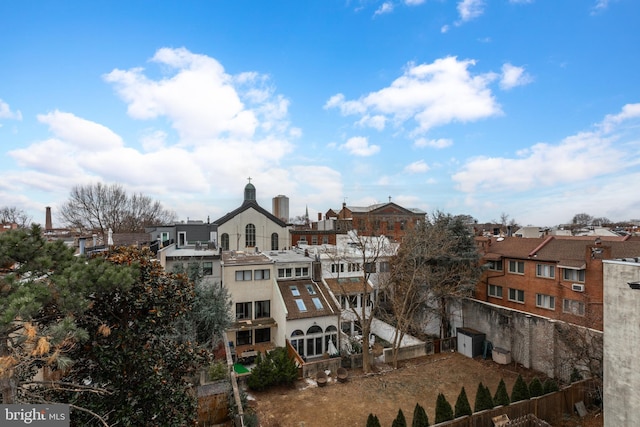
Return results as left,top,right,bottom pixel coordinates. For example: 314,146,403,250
591,0,609,15
356,114,386,131
500,63,533,90
326,56,501,135
0,99,22,120
339,136,381,156
441,25,450,33
405,0,425,5
457,0,485,22
414,137,453,149
37,110,123,151
452,104,639,193
104,47,292,144
374,2,394,16
404,160,430,173
509,0,533,3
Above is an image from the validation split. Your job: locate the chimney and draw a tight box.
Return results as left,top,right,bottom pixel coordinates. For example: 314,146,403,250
45,206,52,231
318,213,322,221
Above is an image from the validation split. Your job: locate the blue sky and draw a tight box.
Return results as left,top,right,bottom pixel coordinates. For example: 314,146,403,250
1,0,639,228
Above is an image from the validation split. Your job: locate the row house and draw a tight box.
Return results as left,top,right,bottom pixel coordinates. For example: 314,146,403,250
475,235,640,330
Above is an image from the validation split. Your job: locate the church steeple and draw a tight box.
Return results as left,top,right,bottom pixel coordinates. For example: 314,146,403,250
244,177,256,203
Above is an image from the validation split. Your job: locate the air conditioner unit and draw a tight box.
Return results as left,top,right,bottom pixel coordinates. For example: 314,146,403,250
572,283,585,292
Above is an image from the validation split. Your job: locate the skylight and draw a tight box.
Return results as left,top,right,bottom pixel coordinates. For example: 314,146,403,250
290,286,300,296
295,299,307,311
312,297,323,310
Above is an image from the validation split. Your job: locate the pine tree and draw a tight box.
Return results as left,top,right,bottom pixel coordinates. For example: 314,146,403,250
493,379,510,406
511,374,531,402
392,409,407,427
529,377,544,397
435,393,454,423
543,378,559,394
412,403,429,427
474,382,494,412
454,387,472,417
366,413,381,427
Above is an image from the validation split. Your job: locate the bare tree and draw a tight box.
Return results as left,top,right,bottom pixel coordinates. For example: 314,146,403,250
381,214,481,368
60,182,177,236
0,206,31,228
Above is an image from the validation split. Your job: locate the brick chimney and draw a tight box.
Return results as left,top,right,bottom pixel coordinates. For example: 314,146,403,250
45,206,52,231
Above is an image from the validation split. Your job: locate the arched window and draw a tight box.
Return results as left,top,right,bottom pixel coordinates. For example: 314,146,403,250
306,325,323,357
290,330,304,356
221,233,229,251
271,233,279,251
245,224,255,247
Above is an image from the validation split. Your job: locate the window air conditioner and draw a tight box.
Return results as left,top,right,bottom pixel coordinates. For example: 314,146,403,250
571,283,585,292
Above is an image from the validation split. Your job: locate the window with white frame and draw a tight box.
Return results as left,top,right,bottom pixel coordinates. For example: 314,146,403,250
331,263,344,273
160,231,170,243
311,236,318,245
379,261,390,272
563,299,585,316
235,270,252,281
536,293,555,310
245,224,256,247
536,264,555,279
254,269,270,280
305,284,316,295
508,260,525,274
295,267,309,277
202,262,213,276
290,286,300,296
488,284,503,298
236,302,252,319
563,269,585,282
508,288,525,303
295,299,307,312
312,297,323,309
322,235,329,244
220,233,229,251
278,268,292,278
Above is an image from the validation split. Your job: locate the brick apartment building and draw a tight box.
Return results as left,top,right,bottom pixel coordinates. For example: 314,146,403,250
474,235,640,331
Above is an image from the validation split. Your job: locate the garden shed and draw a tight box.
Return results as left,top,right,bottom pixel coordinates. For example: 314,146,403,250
456,327,486,358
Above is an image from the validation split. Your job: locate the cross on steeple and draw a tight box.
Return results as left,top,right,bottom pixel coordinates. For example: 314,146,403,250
247,176,252,184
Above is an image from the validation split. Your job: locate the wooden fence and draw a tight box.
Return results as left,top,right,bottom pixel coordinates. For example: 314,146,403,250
430,379,596,427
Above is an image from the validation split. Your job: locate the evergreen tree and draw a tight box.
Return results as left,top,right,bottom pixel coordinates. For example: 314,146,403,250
473,382,494,412
493,379,510,406
511,374,531,402
366,413,381,427
247,347,298,391
392,409,407,427
435,393,454,424
454,387,472,417
529,377,544,397
412,403,429,427
543,378,560,394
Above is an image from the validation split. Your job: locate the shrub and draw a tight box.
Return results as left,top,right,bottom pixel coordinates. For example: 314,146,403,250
247,347,298,391
474,382,494,412
412,403,429,427
366,413,381,427
511,374,531,403
529,377,544,397
454,387,472,417
543,378,559,394
392,409,407,427
435,393,453,424
208,360,228,381
493,379,510,406
570,368,582,382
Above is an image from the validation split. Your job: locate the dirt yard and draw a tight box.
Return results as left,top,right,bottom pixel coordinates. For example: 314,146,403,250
246,352,601,427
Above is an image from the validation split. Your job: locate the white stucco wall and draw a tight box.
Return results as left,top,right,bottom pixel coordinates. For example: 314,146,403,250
217,207,289,251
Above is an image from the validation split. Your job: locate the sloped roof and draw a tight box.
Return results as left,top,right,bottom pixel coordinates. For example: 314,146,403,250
277,279,340,320
346,202,425,216
213,200,287,228
324,276,373,295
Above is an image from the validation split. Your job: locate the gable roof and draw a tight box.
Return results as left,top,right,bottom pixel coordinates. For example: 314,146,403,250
346,202,425,216
213,200,288,228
